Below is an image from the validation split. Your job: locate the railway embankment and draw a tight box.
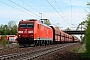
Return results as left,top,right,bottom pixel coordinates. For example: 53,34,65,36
33,43,89,60
0,43,89,60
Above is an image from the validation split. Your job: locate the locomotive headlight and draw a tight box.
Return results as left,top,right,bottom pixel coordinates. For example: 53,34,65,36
19,35,21,37
28,31,33,33
18,31,23,33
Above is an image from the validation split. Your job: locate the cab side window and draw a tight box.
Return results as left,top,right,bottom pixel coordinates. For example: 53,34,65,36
38,24,39,29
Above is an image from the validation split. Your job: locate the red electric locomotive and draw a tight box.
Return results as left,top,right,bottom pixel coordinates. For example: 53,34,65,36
17,19,53,46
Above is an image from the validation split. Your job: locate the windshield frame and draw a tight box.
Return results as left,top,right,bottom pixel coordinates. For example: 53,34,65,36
19,24,26,28
19,23,34,28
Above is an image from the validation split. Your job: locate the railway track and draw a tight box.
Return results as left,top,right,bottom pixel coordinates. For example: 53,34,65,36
0,43,77,60
0,47,33,56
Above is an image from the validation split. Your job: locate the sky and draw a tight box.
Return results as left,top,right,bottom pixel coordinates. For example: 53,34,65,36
0,0,90,30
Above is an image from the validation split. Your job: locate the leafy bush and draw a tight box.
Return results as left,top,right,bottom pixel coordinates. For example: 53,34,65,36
72,48,78,52
84,14,90,58
0,35,6,48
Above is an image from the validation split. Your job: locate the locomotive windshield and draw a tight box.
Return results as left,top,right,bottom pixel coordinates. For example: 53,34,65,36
27,23,34,28
19,23,34,28
19,24,26,28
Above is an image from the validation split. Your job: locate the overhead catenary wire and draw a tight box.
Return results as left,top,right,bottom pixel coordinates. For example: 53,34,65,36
9,0,41,18
0,1,37,17
54,0,71,24
20,0,48,19
46,0,71,26
20,0,39,13
1,0,73,25
70,0,72,24
54,0,64,16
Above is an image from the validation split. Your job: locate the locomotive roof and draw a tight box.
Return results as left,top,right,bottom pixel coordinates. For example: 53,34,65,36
19,19,37,22
19,19,51,28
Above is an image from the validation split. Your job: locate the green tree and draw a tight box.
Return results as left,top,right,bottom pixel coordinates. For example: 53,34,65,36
44,19,51,26
11,25,17,35
41,19,51,26
7,21,17,35
0,21,17,35
84,14,90,58
65,27,71,31
76,20,88,30
87,2,90,5
83,2,90,58
76,2,90,31
0,24,8,35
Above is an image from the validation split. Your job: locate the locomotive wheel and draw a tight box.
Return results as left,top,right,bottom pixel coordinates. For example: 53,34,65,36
45,41,47,46
35,40,39,46
23,45,27,47
40,41,43,46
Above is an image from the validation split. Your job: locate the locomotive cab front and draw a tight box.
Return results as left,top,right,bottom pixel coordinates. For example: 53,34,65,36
17,20,36,46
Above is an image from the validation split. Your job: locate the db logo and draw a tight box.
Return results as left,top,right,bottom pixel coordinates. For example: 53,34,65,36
24,29,27,33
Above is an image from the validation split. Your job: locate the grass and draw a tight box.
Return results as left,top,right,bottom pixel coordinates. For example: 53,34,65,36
72,48,78,52
72,43,90,59
72,43,86,53
78,44,86,53
0,35,6,48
